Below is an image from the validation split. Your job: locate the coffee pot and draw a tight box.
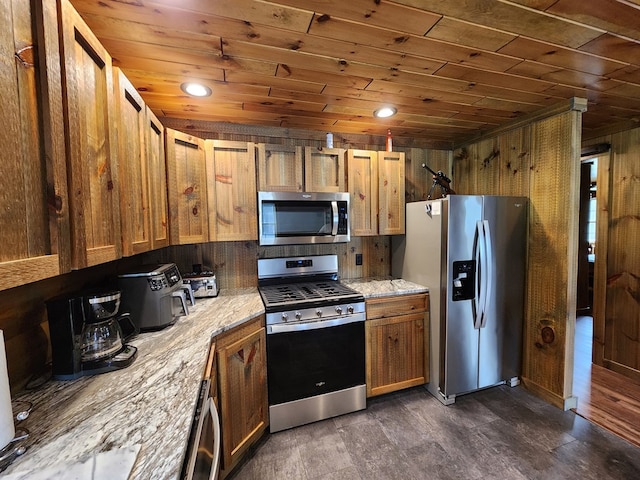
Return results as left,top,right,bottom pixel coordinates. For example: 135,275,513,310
46,290,138,380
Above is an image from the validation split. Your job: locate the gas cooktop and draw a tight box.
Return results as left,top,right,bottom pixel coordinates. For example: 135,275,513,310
257,255,365,319
258,280,362,308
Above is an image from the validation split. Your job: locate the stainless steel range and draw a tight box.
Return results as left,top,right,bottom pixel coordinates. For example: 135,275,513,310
258,255,366,433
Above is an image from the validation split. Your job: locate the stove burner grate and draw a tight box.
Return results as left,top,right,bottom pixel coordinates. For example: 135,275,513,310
259,280,361,307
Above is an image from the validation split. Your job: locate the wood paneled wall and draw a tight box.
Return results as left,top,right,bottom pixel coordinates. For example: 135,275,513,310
453,105,584,409
143,237,393,290
584,127,640,384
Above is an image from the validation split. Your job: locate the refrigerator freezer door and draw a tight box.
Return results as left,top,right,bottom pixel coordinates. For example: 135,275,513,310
477,196,527,389
441,195,483,397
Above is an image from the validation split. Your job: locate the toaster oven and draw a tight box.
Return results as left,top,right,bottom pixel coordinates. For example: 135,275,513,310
182,274,219,298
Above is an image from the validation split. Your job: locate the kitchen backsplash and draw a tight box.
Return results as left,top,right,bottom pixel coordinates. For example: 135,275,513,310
141,237,392,289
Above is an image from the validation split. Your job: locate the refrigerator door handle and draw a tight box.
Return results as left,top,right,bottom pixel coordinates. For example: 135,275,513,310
479,220,493,328
473,221,484,329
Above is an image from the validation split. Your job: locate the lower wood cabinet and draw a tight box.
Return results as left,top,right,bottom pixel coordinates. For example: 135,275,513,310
365,293,429,397
216,315,268,477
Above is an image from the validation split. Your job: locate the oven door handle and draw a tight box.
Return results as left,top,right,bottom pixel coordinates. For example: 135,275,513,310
267,314,366,334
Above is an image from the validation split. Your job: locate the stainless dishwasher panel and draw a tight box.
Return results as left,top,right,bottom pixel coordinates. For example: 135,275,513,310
180,379,221,480
193,397,220,480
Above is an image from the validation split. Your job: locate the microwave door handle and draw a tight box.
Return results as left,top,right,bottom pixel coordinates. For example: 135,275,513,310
331,201,339,235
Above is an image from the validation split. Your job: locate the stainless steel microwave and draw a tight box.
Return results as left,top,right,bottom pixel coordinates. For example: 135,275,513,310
258,191,350,245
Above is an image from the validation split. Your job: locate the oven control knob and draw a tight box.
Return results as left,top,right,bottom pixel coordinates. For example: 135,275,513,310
295,311,302,320
335,306,343,315
347,305,354,314
281,312,289,322
316,309,322,317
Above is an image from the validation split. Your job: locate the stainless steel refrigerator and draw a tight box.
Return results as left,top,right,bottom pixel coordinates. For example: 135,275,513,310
392,195,527,405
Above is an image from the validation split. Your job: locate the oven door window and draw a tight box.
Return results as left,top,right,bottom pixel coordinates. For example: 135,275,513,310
262,201,333,238
266,321,365,405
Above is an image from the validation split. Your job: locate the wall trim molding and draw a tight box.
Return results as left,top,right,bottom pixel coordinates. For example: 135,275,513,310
521,377,577,411
454,97,588,149
159,117,454,151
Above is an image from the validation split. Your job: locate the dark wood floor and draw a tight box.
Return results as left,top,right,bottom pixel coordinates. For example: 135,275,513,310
231,383,640,479
572,315,640,449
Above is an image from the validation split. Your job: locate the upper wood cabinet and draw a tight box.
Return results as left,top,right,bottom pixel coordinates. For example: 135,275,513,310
347,150,405,236
59,0,121,269
113,68,151,256
257,144,303,192
206,140,257,242
304,147,346,192
0,0,70,290
378,151,405,235
165,129,208,245
347,150,379,236
146,107,169,249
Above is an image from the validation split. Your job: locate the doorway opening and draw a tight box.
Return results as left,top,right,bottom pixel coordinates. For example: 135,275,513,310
573,155,598,404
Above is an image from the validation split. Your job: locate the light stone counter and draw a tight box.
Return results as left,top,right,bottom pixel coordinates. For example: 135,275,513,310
342,277,428,298
2,279,426,479
3,288,264,480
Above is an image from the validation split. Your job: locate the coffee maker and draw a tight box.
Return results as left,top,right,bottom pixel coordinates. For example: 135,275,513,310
46,290,138,380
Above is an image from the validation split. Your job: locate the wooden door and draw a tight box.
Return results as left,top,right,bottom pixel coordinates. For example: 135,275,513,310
146,107,169,249
206,140,257,241
113,68,151,256
366,312,427,397
257,143,303,192
601,132,640,381
304,147,345,192
165,129,208,245
347,149,378,236
365,293,429,397
59,0,121,268
217,317,268,473
378,151,405,235
0,0,69,290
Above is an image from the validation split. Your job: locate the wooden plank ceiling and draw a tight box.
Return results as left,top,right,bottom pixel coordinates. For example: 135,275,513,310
69,0,640,148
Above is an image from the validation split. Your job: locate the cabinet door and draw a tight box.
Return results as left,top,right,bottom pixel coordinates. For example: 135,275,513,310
257,144,303,192
146,107,169,249
59,0,121,268
0,0,69,290
166,129,208,245
366,312,427,397
113,68,151,256
347,149,378,236
206,140,257,241
217,319,268,472
378,151,405,235
304,147,345,192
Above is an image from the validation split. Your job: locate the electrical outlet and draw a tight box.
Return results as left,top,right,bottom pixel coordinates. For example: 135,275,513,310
355,253,363,266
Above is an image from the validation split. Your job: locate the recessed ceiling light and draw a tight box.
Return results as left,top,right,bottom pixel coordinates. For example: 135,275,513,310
180,82,212,97
374,106,397,118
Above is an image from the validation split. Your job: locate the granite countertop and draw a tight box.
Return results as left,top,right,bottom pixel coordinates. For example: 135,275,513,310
2,278,427,479
343,277,428,298
3,289,265,480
